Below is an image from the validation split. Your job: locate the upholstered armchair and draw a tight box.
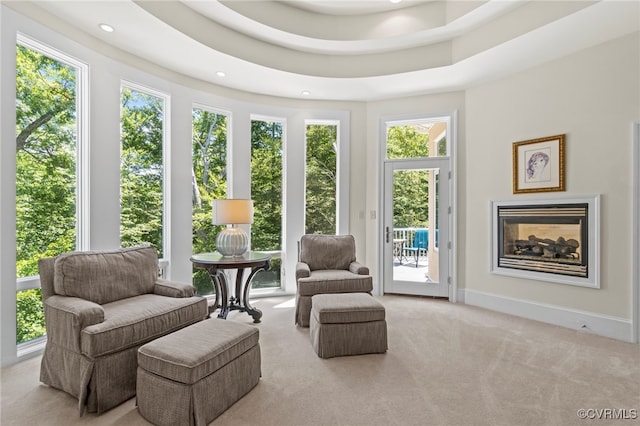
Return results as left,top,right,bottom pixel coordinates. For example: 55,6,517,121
38,245,208,414
295,234,373,327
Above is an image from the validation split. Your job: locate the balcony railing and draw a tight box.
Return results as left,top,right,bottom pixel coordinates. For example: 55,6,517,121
393,227,422,245
393,227,438,248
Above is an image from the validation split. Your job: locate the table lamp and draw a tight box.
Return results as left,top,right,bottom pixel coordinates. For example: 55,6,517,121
212,199,254,257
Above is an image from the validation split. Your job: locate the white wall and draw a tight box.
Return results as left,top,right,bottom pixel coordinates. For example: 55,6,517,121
464,32,640,339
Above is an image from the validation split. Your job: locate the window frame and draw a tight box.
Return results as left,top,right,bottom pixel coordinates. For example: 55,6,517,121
304,119,340,235
15,34,90,355
119,80,171,262
249,114,286,291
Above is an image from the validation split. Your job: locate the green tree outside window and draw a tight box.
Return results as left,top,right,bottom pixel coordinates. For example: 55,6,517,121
192,108,227,294
305,124,337,235
250,120,282,288
387,126,430,229
15,44,78,343
120,87,164,256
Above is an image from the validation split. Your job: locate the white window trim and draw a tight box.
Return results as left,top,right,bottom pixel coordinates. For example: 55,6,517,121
14,34,90,357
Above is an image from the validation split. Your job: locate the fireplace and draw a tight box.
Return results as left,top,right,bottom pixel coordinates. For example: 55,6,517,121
491,197,600,288
499,203,587,276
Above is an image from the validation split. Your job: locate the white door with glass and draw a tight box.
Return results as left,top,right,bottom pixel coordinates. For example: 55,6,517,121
381,120,451,298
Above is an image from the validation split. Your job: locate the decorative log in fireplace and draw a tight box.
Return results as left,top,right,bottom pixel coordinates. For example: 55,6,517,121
491,197,600,288
513,235,579,259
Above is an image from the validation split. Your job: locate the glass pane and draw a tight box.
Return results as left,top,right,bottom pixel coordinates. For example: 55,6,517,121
16,289,45,344
386,122,447,159
15,44,77,278
120,87,164,256
250,119,282,289
251,257,282,289
16,43,79,344
192,108,227,295
305,124,337,234
392,168,440,283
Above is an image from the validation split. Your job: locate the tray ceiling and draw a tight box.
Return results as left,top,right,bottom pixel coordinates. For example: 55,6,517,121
10,0,640,101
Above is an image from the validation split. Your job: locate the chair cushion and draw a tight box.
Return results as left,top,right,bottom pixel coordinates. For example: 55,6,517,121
297,270,373,296
299,234,356,271
312,293,385,324
81,294,207,358
54,246,158,305
138,319,259,385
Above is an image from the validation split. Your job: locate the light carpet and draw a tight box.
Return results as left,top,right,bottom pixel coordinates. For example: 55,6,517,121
1,295,639,426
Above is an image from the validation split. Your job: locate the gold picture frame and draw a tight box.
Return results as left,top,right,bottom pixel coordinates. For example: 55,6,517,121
512,134,566,194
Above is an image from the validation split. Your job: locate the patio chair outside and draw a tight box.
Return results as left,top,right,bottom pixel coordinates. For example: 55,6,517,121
404,229,428,267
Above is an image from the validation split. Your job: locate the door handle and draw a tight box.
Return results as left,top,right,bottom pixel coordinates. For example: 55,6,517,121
385,226,390,243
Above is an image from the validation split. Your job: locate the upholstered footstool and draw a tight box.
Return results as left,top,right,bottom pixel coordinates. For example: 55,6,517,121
136,319,261,426
310,293,387,359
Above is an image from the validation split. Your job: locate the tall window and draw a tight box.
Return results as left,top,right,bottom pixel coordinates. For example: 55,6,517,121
120,84,167,257
305,123,337,234
192,107,227,294
15,38,86,344
250,118,283,289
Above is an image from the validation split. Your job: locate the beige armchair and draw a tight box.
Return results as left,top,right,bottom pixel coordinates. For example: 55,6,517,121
295,234,373,327
38,245,208,414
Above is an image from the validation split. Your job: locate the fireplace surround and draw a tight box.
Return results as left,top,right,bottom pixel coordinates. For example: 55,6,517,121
491,196,600,288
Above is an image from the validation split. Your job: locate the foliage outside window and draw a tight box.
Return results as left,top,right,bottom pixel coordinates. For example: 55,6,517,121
386,124,446,159
120,86,165,257
393,169,429,228
305,124,337,235
16,44,78,277
250,119,283,289
15,43,79,343
17,289,45,343
387,126,430,228
386,125,429,159
192,108,227,295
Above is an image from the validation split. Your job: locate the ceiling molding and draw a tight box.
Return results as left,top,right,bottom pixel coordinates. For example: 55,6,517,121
10,0,640,101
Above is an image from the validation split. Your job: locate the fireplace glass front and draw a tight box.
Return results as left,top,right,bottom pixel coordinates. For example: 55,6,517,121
497,203,588,278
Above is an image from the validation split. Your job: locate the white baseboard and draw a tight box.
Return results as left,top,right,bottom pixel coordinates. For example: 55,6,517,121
463,289,634,343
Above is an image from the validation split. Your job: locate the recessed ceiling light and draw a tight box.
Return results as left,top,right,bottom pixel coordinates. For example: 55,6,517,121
216,71,226,77
390,0,402,3
99,23,114,33
302,90,311,96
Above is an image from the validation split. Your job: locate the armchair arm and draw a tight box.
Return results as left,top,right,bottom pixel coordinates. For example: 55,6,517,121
153,279,195,298
44,295,105,352
296,262,311,281
349,261,369,275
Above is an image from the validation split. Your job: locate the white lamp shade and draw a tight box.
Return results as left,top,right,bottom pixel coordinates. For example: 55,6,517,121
212,199,253,225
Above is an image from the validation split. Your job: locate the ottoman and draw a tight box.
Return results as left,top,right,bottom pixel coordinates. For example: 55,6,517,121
136,319,261,426
310,293,387,359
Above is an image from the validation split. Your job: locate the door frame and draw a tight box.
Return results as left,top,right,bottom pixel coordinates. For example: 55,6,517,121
383,159,450,297
377,111,458,302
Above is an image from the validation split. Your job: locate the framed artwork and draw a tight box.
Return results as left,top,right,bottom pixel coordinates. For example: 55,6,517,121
512,134,566,194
